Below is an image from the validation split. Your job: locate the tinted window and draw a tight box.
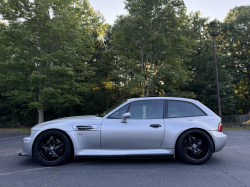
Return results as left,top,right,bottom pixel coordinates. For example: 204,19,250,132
129,100,163,119
167,101,206,118
108,104,129,119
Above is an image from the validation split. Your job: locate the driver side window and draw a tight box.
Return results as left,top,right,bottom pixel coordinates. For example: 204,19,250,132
129,100,163,119
108,104,129,119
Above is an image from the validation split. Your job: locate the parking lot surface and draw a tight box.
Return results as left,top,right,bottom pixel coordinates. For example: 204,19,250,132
0,131,250,187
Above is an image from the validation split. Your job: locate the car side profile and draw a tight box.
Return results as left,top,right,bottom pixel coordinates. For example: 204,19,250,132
19,97,227,166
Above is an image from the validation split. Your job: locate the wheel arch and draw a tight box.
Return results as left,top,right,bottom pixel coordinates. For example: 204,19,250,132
32,128,74,157
174,128,215,154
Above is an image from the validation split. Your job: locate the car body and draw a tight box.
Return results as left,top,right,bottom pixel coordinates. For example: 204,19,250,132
19,97,227,166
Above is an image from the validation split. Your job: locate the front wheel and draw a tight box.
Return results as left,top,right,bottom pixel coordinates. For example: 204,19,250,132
33,130,72,166
176,129,214,165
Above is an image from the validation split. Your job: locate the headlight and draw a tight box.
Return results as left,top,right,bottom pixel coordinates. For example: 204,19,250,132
27,130,35,137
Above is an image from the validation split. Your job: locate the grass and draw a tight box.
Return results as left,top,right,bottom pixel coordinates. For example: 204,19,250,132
223,127,250,130
0,128,30,132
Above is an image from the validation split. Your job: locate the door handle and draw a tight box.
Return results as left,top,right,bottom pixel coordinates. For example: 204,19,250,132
150,124,161,128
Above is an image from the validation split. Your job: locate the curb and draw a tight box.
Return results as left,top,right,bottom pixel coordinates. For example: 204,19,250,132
0,130,28,133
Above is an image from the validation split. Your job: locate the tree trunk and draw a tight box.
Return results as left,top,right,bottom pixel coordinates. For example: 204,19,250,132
246,65,250,84
147,46,153,97
147,19,153,97
142,80,145,96
37,108,44,124
146,64,152,97
146,82,150,96
141,49,145,97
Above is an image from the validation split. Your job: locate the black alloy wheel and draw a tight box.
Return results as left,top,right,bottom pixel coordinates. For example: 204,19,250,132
33,130,72,166
176,129,214,165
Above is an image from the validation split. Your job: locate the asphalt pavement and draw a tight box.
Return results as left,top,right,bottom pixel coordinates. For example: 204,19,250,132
0,131,250,187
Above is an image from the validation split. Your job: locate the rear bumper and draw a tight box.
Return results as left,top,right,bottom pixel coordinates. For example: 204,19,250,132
208,131,227,152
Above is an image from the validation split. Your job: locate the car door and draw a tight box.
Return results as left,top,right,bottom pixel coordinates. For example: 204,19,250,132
101,100,165,149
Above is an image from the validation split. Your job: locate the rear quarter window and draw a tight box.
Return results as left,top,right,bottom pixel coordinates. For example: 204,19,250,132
166,100,206,118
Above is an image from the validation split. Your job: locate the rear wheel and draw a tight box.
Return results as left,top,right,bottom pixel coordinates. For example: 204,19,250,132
33,130,72,166
176,129,214,165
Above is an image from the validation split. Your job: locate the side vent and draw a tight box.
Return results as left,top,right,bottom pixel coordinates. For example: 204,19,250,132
72,126,93,131
77,126,93,130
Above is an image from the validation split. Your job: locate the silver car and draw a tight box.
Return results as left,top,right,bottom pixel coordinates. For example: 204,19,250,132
19,97,227,166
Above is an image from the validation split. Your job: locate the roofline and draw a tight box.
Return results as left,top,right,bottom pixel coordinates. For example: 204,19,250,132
127,97,198,102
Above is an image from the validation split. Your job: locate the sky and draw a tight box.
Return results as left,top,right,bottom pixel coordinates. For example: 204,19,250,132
89,0,250,25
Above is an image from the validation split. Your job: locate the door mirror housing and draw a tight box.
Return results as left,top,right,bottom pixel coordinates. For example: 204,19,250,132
121,112,131,123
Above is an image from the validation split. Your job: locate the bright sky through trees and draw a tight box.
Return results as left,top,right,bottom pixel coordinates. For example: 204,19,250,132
89,0,250,25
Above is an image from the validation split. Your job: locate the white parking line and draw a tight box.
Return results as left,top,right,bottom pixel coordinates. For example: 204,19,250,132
224,132,250,136
224,131,249,133
0,167,53,176
0,136,25,141
224,145,250,149
0,161,97,176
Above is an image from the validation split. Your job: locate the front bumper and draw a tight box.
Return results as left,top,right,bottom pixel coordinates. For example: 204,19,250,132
18,153,29,156
19,136,34,157
208,131,227,152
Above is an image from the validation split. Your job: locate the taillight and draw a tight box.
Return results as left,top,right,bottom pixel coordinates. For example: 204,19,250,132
218,123,222,132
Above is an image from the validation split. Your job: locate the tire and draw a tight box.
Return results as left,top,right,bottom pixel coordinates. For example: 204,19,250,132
33,130,72,166
176,129,214,165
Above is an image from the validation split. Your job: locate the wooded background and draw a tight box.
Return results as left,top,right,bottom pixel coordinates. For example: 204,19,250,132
0,0,250,126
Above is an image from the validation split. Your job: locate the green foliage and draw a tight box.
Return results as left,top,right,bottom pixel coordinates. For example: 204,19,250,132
1,1,250,124
109,0,195,97
220,6,250,114
0,0,105,122
183,12,236,115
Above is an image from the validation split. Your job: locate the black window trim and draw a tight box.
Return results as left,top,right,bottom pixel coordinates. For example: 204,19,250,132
163,100,168,119
108,99,164,119
164,100,208,119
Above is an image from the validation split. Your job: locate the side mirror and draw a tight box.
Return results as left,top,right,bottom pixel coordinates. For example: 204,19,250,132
121,112,131,123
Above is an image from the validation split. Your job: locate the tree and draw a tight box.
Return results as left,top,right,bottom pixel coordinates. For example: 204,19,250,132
183,13,236,115
109,0,194,97
0,0,102,123
220,6,250,114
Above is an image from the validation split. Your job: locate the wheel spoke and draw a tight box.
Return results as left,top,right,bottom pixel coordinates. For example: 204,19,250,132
49,136,56,145
190,149,195,158
55,143,64,150
51,151,59,158
45,150,51,160
194,149,198,155
196,148,202,154
183,145,193,151
189,135,195,144
188,135,192,143
196,140,202,145
192,151,199,159
41,144,49,151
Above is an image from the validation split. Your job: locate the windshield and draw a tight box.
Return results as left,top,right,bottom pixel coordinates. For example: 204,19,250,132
99,100,127,117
